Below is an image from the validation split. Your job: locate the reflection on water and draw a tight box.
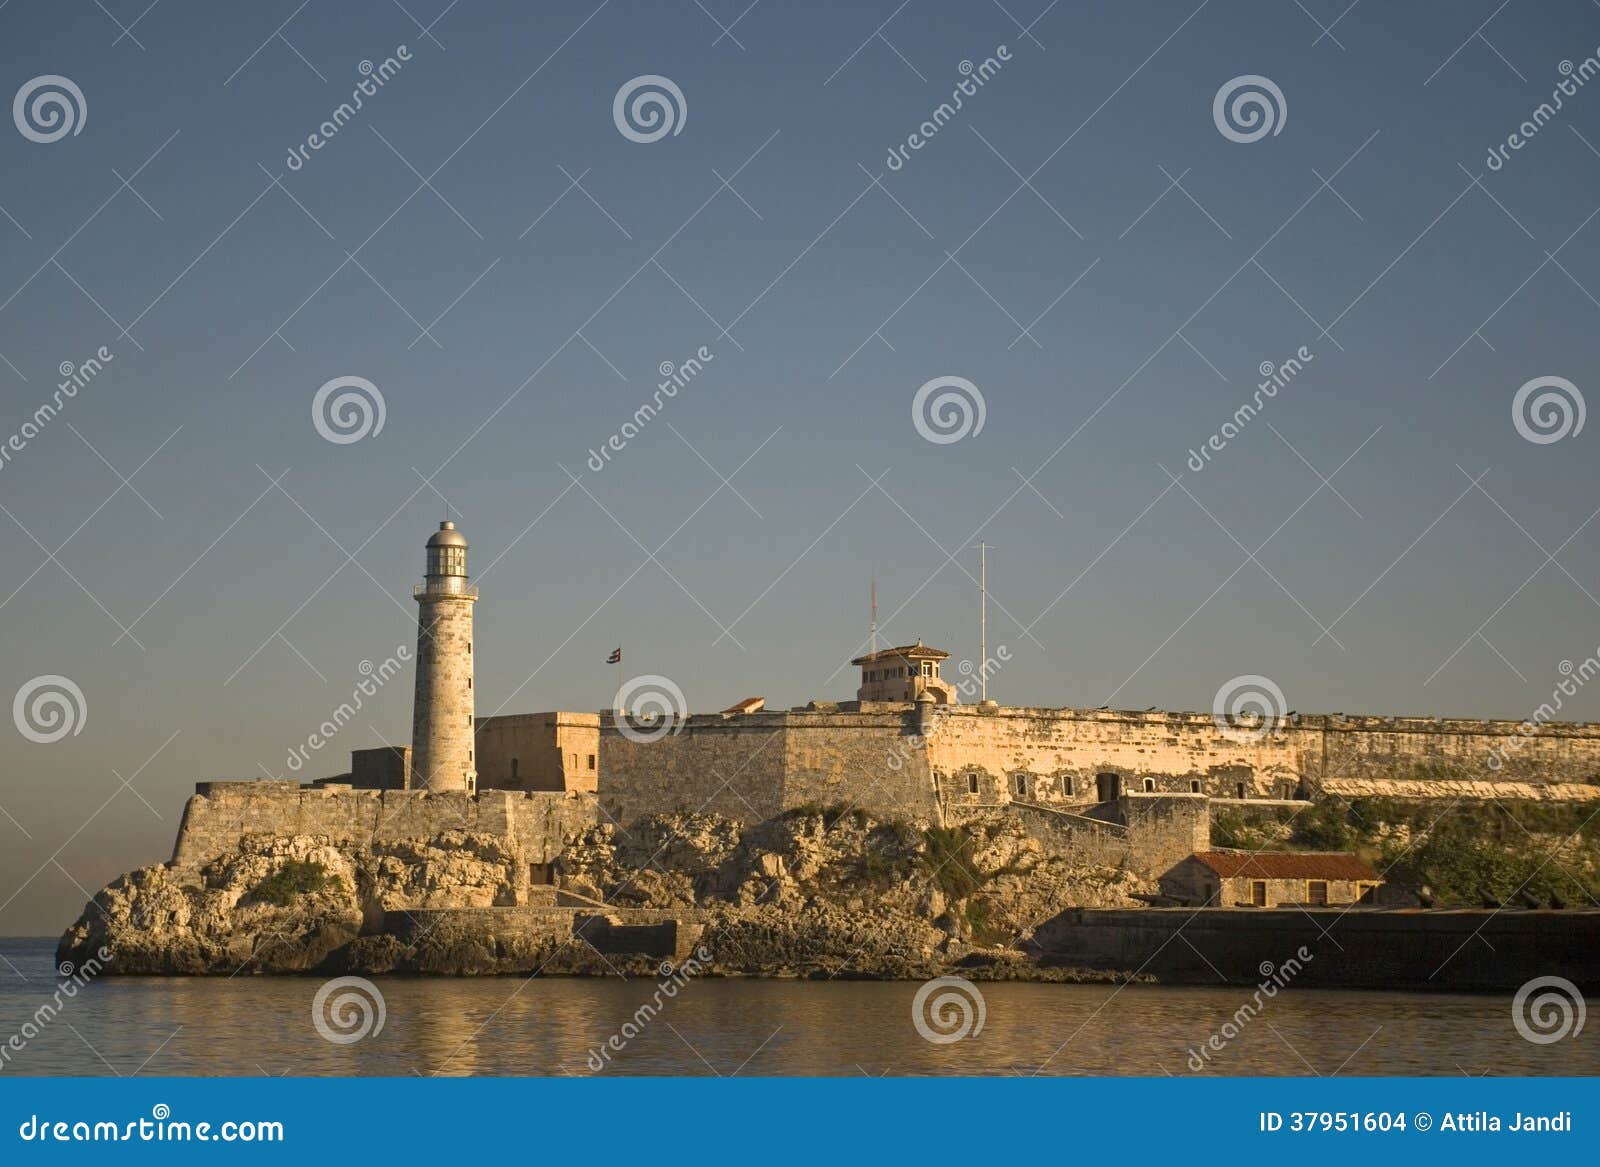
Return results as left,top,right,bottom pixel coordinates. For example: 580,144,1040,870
1,939,1593,1076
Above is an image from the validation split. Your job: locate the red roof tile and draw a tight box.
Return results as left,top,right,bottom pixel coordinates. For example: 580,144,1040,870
850,642,951,665
1192,851,1379,881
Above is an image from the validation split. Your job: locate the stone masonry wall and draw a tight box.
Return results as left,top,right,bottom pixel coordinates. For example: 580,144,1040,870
593,704,1600,830
780,711,937,821
1305,714,1600,784
925,706,1600,802
170,783,596,868
597,715,790,824
477,712,599,793
598,710,937,827
925,706,1297,805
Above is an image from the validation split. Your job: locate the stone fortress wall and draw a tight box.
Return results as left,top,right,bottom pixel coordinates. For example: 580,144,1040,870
170,782,594,869
595,703,1600,827
927,706,1600,802
167,702,1600,875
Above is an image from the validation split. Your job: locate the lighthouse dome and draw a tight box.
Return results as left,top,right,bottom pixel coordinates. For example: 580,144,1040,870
426,520,467,548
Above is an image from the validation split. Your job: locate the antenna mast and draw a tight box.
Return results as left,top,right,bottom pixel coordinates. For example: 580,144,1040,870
870,576,878,656
972,542,991,702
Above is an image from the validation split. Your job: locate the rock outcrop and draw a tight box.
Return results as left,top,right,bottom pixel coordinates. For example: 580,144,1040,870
58,808,1155,979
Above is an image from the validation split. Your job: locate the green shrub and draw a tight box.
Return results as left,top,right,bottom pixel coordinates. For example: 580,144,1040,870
786,802,867,830
250,859,335,906
856,849,910,889
1288,799,1353,850
1378,802,1596,906
922,826,982,900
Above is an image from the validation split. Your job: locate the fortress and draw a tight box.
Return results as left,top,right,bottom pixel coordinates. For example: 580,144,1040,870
169,522,1600,878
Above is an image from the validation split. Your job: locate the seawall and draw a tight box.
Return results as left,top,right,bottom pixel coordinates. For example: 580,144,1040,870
1033,907,1600,991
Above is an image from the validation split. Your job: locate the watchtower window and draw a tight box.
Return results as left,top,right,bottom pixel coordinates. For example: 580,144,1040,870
1190,779,1202,793
1014,773,1027,796
1063,775,1074,796
967,773,978,794
921,660,933,677
587,754,596,770
1236,782,1247,799
1143,777,1156,792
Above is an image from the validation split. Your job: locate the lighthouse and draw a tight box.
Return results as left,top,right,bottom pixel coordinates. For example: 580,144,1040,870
411,520,477,793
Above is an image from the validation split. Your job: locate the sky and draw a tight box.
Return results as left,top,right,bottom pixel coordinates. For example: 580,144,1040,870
2,0,1600,933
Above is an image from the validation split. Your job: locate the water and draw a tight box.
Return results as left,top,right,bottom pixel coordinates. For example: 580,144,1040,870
1,939,1592,1076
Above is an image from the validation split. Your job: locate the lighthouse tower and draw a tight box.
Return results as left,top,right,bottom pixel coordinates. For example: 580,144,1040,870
411,520,477,794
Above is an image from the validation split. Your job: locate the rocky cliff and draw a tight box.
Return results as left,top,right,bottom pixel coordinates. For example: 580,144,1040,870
57,808,1154,979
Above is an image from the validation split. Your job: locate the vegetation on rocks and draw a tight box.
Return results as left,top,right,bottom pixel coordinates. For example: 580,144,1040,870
1210,797,1599,907
248,859,335,906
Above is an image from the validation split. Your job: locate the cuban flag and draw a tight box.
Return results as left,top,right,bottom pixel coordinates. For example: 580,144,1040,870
606,647,622,664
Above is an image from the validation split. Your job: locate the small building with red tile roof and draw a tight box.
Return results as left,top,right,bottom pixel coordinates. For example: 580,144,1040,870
1161,850,1383,908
